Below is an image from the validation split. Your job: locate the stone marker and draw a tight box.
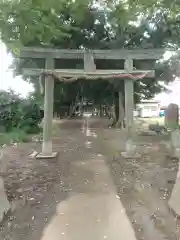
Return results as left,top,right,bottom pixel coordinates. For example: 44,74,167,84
0,150,11,222
170,130,180,158
168,130,180,215
169,159,180,216
164,104,179,157
164,103,180,158
0,177,10,222
165,103,179,130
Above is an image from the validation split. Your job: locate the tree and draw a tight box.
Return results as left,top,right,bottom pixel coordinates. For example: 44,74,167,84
0,0,179,125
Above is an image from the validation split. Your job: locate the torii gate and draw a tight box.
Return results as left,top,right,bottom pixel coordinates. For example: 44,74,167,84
20,47,165,158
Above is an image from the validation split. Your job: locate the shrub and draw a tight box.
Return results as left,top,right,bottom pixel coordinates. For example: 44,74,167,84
0,129,31,145
0,90,43,134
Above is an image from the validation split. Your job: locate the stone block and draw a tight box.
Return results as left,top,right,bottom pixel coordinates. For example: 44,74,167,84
0,177,10,222
165,103,179,129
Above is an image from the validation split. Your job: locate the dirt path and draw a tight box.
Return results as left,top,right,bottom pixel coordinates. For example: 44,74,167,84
0,118,135,240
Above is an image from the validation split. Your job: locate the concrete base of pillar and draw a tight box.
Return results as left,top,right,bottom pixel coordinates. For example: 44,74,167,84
121,139,141,159
36,152,58,159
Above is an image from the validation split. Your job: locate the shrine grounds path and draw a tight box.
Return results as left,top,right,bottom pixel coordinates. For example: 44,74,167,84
0,118,180,240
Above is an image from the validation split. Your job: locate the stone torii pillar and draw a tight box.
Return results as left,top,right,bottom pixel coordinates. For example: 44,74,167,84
124,58,134,132
122,58,140,158
36,57,58,159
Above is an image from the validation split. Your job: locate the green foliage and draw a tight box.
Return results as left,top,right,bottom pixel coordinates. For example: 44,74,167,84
0,129,31,146
0,0,93,50
0,90,43,133
0,0,179,114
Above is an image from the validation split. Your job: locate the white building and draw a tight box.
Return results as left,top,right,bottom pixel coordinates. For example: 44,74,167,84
136,100,160,118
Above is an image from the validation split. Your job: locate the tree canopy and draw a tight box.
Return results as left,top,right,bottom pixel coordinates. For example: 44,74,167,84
0,0,179,118
0,0,179,49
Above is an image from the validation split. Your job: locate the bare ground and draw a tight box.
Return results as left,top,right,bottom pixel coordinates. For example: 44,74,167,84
0,120,89,240
99,127,180,240
0,118,180,240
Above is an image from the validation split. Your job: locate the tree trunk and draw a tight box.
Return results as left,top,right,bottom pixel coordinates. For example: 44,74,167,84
111,92,119,127
68,92,80,118
99,104,103,117
110,91,125,128
68,102,74,118
111,105,116,126
116,91,125,128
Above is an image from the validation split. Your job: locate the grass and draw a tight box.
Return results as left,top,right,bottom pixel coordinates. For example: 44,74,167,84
138,117,165,126
0,129,32,146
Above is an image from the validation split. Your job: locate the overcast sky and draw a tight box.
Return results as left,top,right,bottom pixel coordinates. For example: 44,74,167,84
0,42,180,105
0,42,33,97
